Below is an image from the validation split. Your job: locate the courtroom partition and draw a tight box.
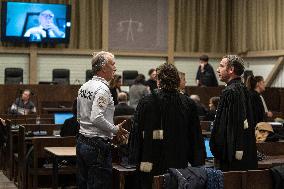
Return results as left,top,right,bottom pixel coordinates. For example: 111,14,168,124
0,84,80,114
0,85,283,114
0,114,53,120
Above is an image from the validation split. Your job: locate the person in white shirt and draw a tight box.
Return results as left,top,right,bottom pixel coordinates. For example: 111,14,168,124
76,51,128,189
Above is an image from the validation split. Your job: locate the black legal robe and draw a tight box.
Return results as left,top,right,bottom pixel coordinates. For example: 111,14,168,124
210,78,257,171
249,90,265,124
130,89,205,188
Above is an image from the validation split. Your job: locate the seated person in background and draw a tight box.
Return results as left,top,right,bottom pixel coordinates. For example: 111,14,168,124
190,94,208,118
145,68,158,93
109,74,122,105
0,118,7,147
24,10,65,40
129,74,150,109
10,89,36,115
114,92,135,116
178,71,186,94
60,99,79,137
204,96,220,121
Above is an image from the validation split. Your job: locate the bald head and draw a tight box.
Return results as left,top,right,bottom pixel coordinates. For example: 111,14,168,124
118,92,128,103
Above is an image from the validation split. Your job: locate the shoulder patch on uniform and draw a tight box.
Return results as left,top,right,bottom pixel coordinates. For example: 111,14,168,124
97,96,108,108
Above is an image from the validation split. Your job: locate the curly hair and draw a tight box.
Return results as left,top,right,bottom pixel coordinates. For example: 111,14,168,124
223,55,245,76
156,63,180,90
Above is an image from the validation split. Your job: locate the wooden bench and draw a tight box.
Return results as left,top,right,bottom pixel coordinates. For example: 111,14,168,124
13,124,62,188
257,141,284,168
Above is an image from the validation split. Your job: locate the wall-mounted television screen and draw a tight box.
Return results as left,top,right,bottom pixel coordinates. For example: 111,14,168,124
1,1,71,43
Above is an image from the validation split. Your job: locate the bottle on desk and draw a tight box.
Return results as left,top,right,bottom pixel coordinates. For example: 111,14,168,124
36,116,41,125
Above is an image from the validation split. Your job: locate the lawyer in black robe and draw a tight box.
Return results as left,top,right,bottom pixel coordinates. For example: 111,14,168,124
249,90,265,124
210,55,257,171
246,75,267,125
130,63,205,188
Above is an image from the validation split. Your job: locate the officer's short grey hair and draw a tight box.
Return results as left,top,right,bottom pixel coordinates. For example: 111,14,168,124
91,51,114,74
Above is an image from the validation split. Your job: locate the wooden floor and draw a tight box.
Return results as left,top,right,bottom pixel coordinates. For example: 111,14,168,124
0,171,17,189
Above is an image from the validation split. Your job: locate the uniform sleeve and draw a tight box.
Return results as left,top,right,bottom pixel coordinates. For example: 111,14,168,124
90,90,118,134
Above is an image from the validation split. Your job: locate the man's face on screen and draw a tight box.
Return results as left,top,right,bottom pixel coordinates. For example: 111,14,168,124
39,10,54,29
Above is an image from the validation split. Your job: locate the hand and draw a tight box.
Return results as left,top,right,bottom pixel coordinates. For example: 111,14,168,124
44,23,65,37
0,118,6,126
235,151,243,160
266,111,273,118
243,119,248,129
200,63,205,72
116,120,129,144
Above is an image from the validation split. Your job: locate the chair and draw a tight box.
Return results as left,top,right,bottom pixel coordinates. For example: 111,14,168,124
122,70,138,86
5,68,23,84
52,69,70,85
86,69,94,82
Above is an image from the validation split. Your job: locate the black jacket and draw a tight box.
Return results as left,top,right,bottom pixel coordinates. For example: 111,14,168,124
196,63,218,87
129,89,205,187
210,78,257,171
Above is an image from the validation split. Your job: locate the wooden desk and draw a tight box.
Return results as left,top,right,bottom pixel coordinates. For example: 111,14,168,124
45,147,76,189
